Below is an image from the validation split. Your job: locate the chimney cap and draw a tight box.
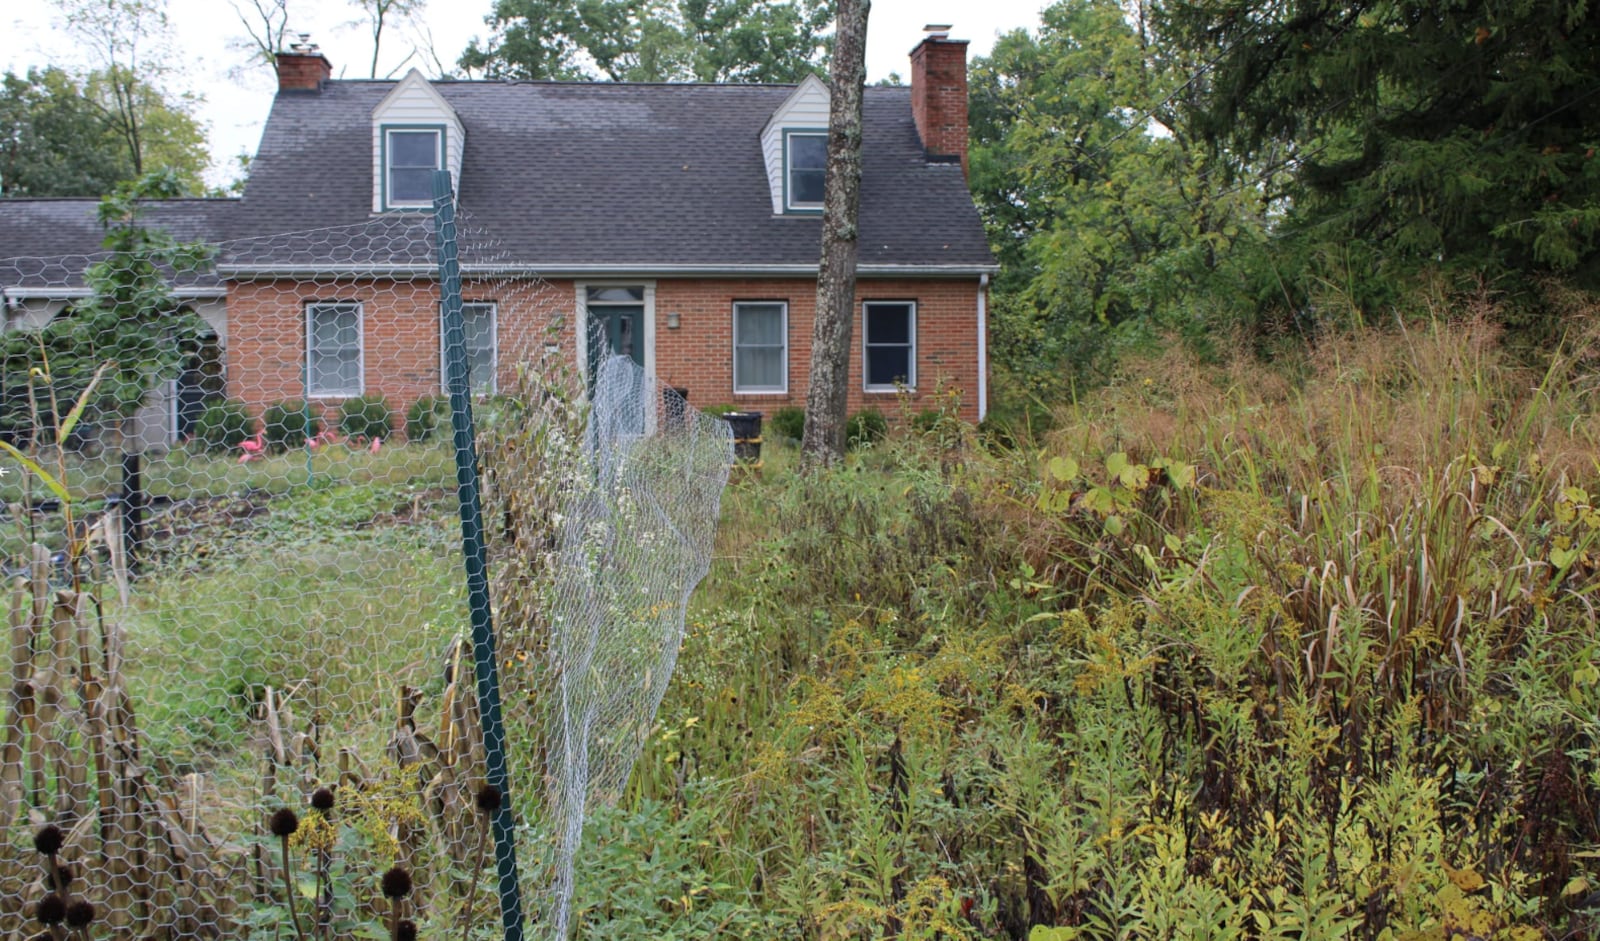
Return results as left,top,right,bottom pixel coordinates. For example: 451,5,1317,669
923,24,953,38
288,33,319,54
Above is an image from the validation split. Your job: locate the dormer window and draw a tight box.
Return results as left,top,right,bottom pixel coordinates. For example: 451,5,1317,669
384,126,444,209
784,130,827,212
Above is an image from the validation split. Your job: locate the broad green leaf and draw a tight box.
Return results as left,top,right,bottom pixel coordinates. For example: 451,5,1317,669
1165,460,1196,489
0,441,71,504
1119,461,1150,491
1105,451,1129,476
1048,455,1079,482
1164,533,1183,553
56,360,112,445
1081,486,1116,516
1550,547,1578,569
1105,514,1125,536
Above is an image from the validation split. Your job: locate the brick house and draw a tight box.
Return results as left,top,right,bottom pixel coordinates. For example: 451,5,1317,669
1,27,996,444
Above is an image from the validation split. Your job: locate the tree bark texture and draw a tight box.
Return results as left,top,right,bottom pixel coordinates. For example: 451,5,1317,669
799,0,870,470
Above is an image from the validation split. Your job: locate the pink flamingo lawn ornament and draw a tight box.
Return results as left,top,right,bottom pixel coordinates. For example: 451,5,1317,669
307,427,341,450
369,436,382,454
237,431,266,463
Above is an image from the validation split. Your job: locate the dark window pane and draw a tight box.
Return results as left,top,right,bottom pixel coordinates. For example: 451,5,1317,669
790,169,824,205
865,304,911,343
866,347,909,387
790,133,826,170
390,131,438,167
391,168,433,203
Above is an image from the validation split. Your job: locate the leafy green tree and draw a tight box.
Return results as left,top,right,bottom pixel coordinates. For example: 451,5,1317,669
678,0,830,82
0,68,132,197
970,0,1264,394
1,170,211,445
0,67,208,197
459,0,827,82
82,70,210,193
1155,0,1600,305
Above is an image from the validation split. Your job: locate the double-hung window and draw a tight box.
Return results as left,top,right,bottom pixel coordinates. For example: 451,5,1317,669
385,127,442,208
863,301,916,391
784,130,826,212
440,302,497,395
306,302,363,397
733,301,787,394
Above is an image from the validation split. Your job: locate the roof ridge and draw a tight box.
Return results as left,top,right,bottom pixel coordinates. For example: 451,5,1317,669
326,77,805,89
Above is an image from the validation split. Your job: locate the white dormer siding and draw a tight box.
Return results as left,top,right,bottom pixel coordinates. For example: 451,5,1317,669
760,74,830,215
371,69,465,212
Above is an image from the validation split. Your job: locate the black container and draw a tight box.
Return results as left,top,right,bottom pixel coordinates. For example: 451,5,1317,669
720,411,763,463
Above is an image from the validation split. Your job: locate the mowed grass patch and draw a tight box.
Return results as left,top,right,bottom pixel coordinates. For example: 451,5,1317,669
0,438,453,506
122,519,464,775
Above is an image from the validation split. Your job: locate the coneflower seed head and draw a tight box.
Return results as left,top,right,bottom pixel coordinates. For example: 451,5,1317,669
32,825,63,856
36,894,67,925
65,900,96,928
396,919,419,941
310,787,335,812
475,783,503,814
268,807,300,838
380,865,413,899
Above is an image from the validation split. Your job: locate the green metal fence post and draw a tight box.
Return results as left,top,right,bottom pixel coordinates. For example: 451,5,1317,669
433,170,526,940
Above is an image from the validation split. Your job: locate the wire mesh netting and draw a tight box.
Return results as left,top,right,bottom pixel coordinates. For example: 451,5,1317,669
0,190,732,939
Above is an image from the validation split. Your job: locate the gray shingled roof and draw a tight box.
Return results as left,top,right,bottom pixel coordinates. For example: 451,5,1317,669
226,80,995,274
2,79,995,287
0,198,236,293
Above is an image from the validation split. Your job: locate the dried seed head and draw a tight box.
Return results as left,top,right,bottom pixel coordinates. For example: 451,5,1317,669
268,807,300,838
65,900,96,928
380,865,413,899
395,919,419,941
56,863,77,889
310,787,336,812
474,783,503,814
32,825,63,856
36,894,67,925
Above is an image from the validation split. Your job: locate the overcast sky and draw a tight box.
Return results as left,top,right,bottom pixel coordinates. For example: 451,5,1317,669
3,0,1050,189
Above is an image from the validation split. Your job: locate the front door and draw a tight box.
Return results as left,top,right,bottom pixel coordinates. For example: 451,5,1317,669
590,304,645,371
584,285,648,394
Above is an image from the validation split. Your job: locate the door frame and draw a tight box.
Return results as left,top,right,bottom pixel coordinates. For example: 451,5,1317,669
575,280,656,388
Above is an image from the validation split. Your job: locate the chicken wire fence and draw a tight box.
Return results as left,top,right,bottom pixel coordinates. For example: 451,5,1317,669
0,183,734,940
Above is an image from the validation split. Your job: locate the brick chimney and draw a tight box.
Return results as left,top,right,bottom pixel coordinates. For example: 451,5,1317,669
276,34,332,92
909,25,971,178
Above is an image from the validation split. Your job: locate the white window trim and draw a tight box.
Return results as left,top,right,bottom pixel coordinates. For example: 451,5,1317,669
784,130,827,212
575,281,656,386
862,300,917,393
732,301,789,394
440,301,498,395
384,126,443,210
306,301,364,398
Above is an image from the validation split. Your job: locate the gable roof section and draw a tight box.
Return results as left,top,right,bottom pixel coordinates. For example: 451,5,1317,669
227,79,995,276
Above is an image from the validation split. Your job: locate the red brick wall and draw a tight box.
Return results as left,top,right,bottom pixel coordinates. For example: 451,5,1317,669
225,275,987,428
909,37,971,177
654,277,985,421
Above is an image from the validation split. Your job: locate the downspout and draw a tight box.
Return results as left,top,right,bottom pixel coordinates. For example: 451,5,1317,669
977,274,989,422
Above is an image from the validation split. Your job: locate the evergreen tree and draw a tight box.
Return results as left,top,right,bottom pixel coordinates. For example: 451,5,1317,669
1156,0,1600,300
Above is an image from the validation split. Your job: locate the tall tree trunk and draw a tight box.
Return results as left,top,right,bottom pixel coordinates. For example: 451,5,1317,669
799,0,870,470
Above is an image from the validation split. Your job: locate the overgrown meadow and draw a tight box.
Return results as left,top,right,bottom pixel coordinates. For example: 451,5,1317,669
589,309,1599,940
4,308,1598,940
